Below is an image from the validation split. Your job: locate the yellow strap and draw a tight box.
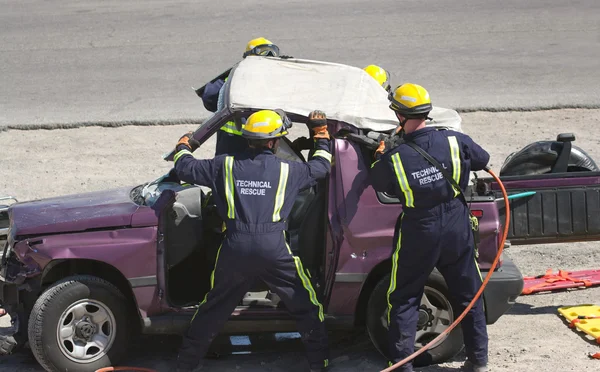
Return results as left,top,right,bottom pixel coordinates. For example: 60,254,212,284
448,136,461,197
224,156,235,219
391,153,414,208
273,163,290,222
312,149,332,162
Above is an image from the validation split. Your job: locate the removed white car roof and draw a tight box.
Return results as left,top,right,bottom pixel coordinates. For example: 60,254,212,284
227,57,462,133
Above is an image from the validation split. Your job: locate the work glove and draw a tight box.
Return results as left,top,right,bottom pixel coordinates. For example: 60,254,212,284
374,140,386,159
291,136,313,152
307,110,330,140
176,131,200,153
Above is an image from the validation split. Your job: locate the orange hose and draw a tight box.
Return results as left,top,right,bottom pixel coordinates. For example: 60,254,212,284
380,168,510,372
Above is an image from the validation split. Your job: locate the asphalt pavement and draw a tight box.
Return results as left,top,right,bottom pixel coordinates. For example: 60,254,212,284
1,0,599,127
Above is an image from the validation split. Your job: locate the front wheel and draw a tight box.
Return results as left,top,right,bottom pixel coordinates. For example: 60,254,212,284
366,271,464,367
28,275,132,372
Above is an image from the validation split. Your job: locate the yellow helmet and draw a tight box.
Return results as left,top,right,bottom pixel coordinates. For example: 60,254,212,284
388,83,433,118
242,109,291,139
243,37,280,58
363,65,391,92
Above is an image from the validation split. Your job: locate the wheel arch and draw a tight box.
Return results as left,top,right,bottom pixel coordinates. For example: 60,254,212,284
354,258,392,326
40,259,143,332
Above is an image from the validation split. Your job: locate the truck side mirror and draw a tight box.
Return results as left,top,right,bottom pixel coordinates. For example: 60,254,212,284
557,133,575,142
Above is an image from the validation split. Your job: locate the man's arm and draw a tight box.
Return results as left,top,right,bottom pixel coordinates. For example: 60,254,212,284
171,133,215,187
457,133,491,171
370,154,397,195
293,138,332,190
201,78,225,113
289,111,333,190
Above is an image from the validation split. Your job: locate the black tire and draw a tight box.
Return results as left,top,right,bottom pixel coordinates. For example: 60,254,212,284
28,275,132,372
366,271,464,367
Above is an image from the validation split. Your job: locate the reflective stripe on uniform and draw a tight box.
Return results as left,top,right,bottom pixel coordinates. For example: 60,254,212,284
284,233,325,322
273,162,290,222
224,156,235,219
448,136,461,197
191,243,222,322
312,149,332,162
174,149,192,164
391,153,414,208
386,214,404,324
220,120,244,136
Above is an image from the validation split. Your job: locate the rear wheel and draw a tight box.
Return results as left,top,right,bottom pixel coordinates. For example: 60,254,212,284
28,275,132,372
366,271,464,367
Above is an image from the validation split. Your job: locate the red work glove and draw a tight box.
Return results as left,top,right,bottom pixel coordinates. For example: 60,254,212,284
176,131,200,152
307,110,330,140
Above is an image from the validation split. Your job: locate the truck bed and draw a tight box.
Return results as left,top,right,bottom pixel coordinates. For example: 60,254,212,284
476,171,600,245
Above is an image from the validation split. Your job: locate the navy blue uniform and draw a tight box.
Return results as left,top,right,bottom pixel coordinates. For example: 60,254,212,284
173,139,332,370
202,77,249,156
370,127,490,370
201,78,225,113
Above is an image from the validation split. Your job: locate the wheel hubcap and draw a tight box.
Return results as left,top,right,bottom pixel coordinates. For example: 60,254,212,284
56,299,116,363
383,286,453,350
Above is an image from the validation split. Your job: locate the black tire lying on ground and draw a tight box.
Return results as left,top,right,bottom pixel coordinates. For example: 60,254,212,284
500,141,599,176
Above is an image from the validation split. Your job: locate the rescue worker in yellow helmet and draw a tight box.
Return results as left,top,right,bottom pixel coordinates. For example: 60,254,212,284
291,64,391,154
200,37,283,156
172,109,333,372
363,64,391,92
370,84,491,372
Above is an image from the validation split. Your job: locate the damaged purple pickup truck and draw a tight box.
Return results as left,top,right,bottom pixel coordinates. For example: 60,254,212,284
2,58,599,372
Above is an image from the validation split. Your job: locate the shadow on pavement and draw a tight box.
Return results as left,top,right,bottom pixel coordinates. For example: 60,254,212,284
506,302,560,316
0,330,468,372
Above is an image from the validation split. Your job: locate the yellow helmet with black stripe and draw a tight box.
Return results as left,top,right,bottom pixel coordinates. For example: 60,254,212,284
363,65,391,92
388,83,433,118
244,37,280,58
242,110,290,139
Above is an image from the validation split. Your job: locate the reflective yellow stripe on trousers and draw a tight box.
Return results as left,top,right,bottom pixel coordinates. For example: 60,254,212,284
448,136,461,197
386,214,404,323
224,156,235,219
391,153,414,208
283,233,325,322
191,243,223,322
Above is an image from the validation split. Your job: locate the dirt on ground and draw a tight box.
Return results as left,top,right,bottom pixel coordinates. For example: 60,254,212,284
1,109,599,372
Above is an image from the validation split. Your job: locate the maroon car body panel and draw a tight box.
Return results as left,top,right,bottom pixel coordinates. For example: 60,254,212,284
1,117,525,333
9,187,139,236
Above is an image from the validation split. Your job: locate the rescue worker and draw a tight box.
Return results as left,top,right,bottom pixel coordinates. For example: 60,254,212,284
171,109,332,372
201,37,282,156
370,83,490,372
290,64,390,154
363,64,392,92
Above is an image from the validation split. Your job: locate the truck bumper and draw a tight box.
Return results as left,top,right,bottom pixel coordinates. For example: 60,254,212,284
481,256,524,324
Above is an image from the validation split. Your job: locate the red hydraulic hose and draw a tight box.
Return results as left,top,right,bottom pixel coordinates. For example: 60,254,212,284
381,167,510,372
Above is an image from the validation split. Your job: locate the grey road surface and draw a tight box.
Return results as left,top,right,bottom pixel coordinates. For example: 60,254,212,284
1,0,599,127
